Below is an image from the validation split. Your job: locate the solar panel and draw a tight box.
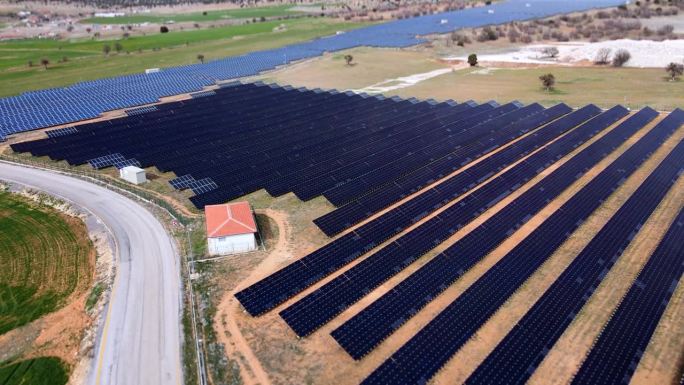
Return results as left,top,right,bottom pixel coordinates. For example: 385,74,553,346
466,113,684,385
46,126,78,138
359,108,681,385
570,206,684,385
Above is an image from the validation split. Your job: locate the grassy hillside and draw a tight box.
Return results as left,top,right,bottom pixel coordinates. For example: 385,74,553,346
263,47,684,111
0,192,93,335
0,18,368,97
394,66,684,111
0,357,68,385
81,5,305,24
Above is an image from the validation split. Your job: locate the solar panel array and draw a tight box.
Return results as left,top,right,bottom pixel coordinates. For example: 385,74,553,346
281,106,634,338
570,207,684,385
0,0,623,140
10,77,683,385
360,109,684,385
465,122,684,385
13,83,543,213
314,104,600,236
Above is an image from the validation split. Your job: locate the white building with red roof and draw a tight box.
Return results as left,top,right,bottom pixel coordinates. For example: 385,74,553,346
205,201,258,255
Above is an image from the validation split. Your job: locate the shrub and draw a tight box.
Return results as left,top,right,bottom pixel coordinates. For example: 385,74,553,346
666,62,684,81
594,48,612,65
467,53,478,67
542,46,559,58
612,49,631,67
160,26,169,33
539,73,555,91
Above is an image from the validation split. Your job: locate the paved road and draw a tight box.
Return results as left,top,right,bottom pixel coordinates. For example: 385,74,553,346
0,163,183,385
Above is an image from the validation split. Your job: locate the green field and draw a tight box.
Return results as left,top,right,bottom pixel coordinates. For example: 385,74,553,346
81,5,306,24
0,18,367,97
0,192,93,335
0,357,68,385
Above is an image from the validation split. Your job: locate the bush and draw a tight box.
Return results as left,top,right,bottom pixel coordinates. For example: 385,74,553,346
666,62,684,81
467,53,478,67
612,49,631,67
477,27,498,42
594,48,612,65
539,73,555,91
160,26,169,33
542,46,559,58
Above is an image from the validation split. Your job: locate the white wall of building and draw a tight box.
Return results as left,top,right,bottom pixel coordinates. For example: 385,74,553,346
208,233,256,255
120,166,146,185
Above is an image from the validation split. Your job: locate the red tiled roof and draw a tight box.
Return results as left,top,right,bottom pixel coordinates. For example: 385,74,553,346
205,202,257,238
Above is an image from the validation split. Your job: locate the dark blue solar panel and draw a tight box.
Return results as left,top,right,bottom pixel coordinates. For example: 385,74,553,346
332,107,657,359
358,108,682,385
0,0,623,136
570,206,684,385
466,112,684,385
278,106,632,339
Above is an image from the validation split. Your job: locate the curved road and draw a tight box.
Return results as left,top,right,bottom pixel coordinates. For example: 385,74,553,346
0,162,183,385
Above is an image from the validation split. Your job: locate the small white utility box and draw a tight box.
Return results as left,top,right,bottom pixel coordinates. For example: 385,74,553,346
120,166,147,185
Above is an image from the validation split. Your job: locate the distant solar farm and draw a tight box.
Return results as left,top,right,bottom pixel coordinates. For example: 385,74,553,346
9,79,684,384
0,0,625,140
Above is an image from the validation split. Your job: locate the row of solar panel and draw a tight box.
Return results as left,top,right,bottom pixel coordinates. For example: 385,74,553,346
467,117,684,385
13,84,496,210
233,104,618,317
360,108,684,385
0,0,624,139
14,85,492,210
280,106,636,339
313,103,596,236
333,107,659,360
570,205,684,385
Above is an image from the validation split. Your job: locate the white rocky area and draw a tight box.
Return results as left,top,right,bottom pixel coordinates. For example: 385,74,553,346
445,39,684,68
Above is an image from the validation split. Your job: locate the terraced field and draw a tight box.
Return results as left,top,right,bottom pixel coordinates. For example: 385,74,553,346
0,192,94,335
0,357,68,385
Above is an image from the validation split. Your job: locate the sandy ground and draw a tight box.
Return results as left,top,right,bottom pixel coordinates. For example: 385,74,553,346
213,209,291,385
444,39,684,68
352,66,460,94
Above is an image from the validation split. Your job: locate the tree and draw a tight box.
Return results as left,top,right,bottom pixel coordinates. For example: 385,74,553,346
160,26,169,33
40,58,49,70
114,42,123,53
539,73,555,92
666,62,684,81
103,44,111,56
197,54,205,64
467,53,478,67
594,48,611,65
612,49,631,67
541,46,559,58
344,54,353,66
